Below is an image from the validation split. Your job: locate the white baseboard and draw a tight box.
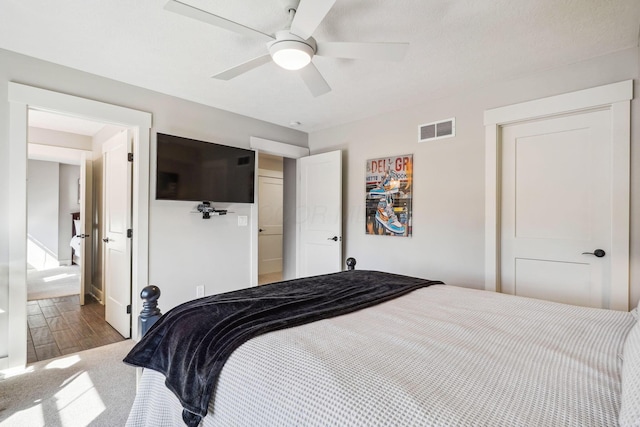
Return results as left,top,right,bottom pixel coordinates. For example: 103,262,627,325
90,285,103,303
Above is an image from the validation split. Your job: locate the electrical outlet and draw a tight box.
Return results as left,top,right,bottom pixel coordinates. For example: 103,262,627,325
196,285,205,298
238,215,248,227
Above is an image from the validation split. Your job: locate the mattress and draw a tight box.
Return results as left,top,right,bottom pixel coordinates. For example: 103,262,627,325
126,284,635,426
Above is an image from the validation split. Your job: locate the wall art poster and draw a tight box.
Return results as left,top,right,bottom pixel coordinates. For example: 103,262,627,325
366,154,413,237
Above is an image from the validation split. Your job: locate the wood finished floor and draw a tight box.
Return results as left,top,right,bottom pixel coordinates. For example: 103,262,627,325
27,294,125,363
258,271,283,285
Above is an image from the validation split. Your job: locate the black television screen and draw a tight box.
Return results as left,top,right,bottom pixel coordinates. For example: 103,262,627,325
156,133,255,203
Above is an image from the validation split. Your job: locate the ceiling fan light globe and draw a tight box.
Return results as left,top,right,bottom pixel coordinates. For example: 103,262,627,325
270,40,314,70
273,49,311,70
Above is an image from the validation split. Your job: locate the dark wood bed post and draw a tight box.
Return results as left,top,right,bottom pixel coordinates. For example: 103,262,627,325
346,257,356,271
139,285,162,337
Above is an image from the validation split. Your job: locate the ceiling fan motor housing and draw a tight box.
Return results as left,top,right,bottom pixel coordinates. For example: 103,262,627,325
268,30,317,70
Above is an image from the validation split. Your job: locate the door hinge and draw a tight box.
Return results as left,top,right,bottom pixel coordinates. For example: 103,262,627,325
126,304,132,314
127,229,133,238
128,153,133,162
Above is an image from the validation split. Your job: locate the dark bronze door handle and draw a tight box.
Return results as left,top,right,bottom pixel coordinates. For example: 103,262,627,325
582,249,605,258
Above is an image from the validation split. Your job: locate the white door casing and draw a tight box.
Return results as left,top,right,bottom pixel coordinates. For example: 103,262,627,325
103,130,132,338
79,152,93,306
249,137,310,286
501,109,611,308
297,150,342,278
485,80,632,311
6,82,151,370
258,175,283,275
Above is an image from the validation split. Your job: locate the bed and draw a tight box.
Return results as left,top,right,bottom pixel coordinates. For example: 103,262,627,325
124,268,640,427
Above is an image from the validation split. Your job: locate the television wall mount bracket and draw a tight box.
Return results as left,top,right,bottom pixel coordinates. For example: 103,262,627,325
196,201,228,219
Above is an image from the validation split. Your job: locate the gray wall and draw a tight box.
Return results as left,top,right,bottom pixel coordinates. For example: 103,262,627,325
28,161,80,266
0,48,307,357
27,160,60,264
309,47,640,307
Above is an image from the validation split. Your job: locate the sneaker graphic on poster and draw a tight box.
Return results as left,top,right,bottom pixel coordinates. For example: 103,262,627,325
369,170,400,197
375,198,405,234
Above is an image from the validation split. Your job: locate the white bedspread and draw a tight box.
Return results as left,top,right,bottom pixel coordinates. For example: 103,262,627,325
126,285,635,427
69,235,81,258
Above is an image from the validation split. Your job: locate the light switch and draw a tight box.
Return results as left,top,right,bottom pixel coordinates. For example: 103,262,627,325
238,216,248,226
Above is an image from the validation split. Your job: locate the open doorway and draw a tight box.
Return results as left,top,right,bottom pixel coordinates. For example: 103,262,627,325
25,110,127,363
249,136,310,286
258,153,284,285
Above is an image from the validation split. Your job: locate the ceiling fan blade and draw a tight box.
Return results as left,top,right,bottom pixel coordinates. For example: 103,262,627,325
299,62,331,97
212,54,272,80
165,0,274,42
289,0,336,40
316,42,409,61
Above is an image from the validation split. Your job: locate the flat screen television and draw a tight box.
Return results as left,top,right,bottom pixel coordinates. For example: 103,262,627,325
156,133,255,203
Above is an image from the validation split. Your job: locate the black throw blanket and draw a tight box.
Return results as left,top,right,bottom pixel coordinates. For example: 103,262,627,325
123,270,442,426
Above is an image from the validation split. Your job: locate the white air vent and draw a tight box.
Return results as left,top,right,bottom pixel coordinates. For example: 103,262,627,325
418,118,455,142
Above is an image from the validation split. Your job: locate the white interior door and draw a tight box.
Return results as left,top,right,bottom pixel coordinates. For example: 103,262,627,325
258,175,283,275
501,109,613,308
102,130,132,338
297,150,342,278
78,152,93,306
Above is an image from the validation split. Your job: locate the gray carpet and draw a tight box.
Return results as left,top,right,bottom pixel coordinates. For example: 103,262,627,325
0,340,137,426
27,265,81,301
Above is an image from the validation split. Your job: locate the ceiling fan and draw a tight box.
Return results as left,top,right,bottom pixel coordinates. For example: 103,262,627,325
164,0,410,97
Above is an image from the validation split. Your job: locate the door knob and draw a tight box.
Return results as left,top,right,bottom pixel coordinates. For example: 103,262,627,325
259,228,264,232
582,249,606,258
328,236,339,241
102,237,110,243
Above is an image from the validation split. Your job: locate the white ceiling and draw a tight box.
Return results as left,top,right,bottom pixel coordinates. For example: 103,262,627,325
27,110,104,165
2,0,639,133
29,110,107,136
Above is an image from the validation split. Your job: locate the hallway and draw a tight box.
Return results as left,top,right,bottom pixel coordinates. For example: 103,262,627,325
27,294,125,363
